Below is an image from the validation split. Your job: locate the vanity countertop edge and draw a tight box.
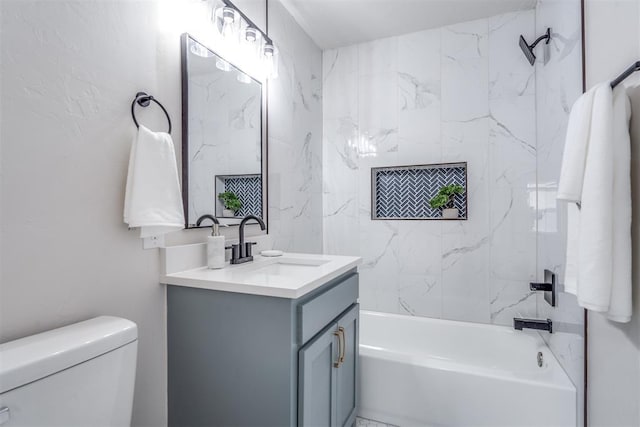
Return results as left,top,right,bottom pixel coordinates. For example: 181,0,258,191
160,248,362,299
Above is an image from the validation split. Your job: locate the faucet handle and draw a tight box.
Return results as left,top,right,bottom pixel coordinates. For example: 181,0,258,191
225,244,240,261
245,241,257,257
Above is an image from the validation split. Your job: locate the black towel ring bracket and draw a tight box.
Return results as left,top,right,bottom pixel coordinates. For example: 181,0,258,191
131,92,172,134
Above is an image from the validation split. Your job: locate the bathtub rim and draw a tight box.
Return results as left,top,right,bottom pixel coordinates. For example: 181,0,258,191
359,309,577,392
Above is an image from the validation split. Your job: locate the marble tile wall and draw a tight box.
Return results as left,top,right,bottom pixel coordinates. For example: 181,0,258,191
533,0,585,423
323,10,538,325
187,59,262,224
267,0,324,253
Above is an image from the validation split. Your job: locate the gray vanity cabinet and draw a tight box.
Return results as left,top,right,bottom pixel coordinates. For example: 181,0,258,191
167,270,359,427
299,305,359,427
298,322,339,427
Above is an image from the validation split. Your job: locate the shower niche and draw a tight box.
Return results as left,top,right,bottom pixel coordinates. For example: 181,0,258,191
371,162,467,220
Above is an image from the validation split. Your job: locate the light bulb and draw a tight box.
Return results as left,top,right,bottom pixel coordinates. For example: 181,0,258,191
222,7,235,23
264,43,274,57
245,27,258,43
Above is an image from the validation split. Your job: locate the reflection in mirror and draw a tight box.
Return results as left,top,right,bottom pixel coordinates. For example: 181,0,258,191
181,33,266,228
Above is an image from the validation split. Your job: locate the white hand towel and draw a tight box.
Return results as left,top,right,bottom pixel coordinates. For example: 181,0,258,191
124,125,185,238
606,87,632,322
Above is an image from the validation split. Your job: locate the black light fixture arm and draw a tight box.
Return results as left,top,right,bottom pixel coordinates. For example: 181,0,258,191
222,0,272,45
529,27,551,50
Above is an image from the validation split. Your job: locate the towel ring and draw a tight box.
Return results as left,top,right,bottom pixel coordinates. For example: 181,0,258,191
131,92,172,134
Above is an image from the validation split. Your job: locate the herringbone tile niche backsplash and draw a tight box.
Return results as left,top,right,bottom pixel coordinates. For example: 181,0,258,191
215,174,263,218
372,163,467,220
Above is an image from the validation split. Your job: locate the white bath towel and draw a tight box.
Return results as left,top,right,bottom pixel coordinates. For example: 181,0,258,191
606,87,632,322
124,125,184,238
558,83,633,322
577,83,615,313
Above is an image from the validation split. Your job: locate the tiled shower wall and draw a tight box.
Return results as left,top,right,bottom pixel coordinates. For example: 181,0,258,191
322,10,538,324
267,0,324,254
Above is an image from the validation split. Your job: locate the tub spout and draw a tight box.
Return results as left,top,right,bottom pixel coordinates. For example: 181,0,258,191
513,318,553,333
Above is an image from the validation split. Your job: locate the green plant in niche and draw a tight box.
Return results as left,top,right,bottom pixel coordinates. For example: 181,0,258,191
218,191,242,212
429,184,464,209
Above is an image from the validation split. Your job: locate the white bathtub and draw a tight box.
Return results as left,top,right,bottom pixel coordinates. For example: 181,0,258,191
358,310,576,427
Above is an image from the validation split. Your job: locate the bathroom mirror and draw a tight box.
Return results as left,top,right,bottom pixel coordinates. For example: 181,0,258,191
181,33,267,228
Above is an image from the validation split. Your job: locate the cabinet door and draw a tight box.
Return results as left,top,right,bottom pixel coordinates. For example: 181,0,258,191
298,322,339,427
336,304,359,427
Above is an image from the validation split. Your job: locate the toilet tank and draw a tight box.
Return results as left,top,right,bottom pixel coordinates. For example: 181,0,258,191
0,316,138,427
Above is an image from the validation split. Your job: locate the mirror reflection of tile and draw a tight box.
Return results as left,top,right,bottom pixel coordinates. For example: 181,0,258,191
372,163,467,220
215,174,262,217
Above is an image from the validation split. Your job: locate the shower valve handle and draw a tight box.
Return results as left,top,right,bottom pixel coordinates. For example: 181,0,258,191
530,282,552,292
529,269,557,307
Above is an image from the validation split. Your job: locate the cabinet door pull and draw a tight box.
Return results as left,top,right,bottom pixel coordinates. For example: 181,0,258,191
333,328,342,368
338,326,346,365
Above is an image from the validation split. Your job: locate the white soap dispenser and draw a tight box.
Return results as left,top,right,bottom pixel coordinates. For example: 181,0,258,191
207,223,226,269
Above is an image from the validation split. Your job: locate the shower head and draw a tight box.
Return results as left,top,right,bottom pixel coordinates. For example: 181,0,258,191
519,27,551,66
519,35,536,65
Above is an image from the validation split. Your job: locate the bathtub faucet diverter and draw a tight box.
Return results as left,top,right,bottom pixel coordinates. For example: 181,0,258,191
514,318,553,333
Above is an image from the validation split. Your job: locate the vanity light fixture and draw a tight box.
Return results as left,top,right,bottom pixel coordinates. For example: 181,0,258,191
211,0,278,79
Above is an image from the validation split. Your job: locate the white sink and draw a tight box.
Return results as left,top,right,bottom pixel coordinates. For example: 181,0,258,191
237,257,330,275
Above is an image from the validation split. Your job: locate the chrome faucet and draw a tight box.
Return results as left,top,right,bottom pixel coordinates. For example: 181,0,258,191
230,215,266,264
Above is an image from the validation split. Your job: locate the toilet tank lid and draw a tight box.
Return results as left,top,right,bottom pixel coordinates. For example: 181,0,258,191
0,316,137,394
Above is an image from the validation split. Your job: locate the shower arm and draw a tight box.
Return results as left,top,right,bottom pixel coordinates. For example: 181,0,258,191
529,28,551,50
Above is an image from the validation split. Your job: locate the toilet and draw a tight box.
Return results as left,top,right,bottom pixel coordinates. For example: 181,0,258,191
0,316,138,426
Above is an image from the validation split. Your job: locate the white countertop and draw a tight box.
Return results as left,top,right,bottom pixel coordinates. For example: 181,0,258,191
160,250,361,299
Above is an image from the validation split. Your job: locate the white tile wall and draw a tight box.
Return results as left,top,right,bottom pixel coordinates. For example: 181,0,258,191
321,4,584,421
267,0,324,254
323,9,538,326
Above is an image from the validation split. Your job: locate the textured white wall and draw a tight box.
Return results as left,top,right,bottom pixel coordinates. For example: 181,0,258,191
584,1,640,426
0,1,322,425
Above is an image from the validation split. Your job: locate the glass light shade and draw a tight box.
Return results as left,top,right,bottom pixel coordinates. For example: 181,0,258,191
263,43,279,79
241,26,263,68
245,27,259,43
213,6,240,43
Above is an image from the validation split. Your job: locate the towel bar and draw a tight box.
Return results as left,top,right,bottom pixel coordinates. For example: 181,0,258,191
610,61,640,89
